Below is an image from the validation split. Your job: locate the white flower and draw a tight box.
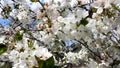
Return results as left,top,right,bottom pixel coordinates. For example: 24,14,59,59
98,60,110,68
54,0,64,3
65,52,77,63
10,9,18,18
102,25,109,31
65,48,88,64
0,8,3,14
76,8,89,19
12,60,28,68
96,7,103,14
69,0,78,7
80,0,91,5
33,47,52,60
29,2,42,13
0,36,5,43
19,51,29,60
116,26,120,35
71,30,77,36
113,0,120,5
99,33,106,40
9,50,20,63
53,0,69,9
17,11,28,20
87,59,99,68
92,13,98,18
104,0,111,8
14,42,23,50
9,41,52,68
86,19,98,33
92,0,113,8
66,13,76,23
0,0,13,7
15,26,21,31
78,47,88,59
41,0,52,4
57,16,64,22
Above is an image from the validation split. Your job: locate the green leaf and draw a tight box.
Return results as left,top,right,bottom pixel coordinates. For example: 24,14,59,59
111,4,120,11
91,8,97,13
14,4,19,9
35,56,61,68
14,31,23,41
76,21,81,28
35,56,45,68
110,59,120,67
28,40,33,48
30,0,39,2
0,43,7,55
45,56,55,68
80,18,88,26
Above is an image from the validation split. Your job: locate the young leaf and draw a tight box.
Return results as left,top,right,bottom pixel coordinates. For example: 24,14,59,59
30,0,39,2
35,56,45,68
0,43,7,55
45,56,55,68
76,21,81,28
14,31,23,41
35,56,61,68
80,18,88,26
28,40,33,48
110,59,120,67
111,4,120,11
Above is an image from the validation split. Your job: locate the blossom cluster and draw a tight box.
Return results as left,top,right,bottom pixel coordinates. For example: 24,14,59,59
0,0,120,68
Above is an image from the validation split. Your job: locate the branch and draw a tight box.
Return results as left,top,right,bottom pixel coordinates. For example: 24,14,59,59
38,1,52,28
75,39,102,63
26,29,43,31
111,31,120,43
13,23,22,29
27,34,48,47
38,1,50,20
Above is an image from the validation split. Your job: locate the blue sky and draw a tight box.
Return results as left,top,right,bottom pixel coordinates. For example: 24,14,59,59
65,39,76,46
0,18,11,28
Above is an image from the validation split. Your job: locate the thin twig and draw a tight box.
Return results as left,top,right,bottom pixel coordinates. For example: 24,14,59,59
38,1,50,20
38,1,52,28
26,29,43,31
75,39,102,62
27,34,48,47
13,23,22,29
